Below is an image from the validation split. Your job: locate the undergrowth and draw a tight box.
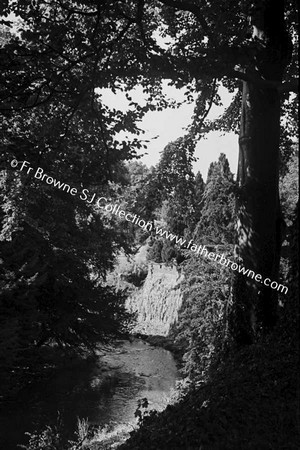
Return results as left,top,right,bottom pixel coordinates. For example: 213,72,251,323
119,325,299,450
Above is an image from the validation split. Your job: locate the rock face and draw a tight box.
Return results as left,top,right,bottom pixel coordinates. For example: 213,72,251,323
126,263,184,336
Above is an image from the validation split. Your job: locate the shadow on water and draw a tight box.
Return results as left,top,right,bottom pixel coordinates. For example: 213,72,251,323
0,339,179,449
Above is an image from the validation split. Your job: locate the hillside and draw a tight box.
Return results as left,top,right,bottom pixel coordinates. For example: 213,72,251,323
119,329,299,450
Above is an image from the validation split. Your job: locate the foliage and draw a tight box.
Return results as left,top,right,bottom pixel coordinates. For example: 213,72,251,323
170,254,232,381
0,173,132,397
118,161,153,244
0,1,298,447
121,261,148,287
280,201,299,332
279,152,299,226
134,397,156,425
167,153,236,380
0,111,133,398
279,152,299,288
193,170,205,226
145,136,200,263
1,0,298,347
21,426,64,450
120,328,299,450
160,240,179,264
155,136,196,234
194,153,236,245
20,417,91,450
147,238,164,263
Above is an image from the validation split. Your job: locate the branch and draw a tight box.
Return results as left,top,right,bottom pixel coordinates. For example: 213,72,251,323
190,78,217,137
157,0,217,45
116,1,147,45
231,70,299,94
136,0,147,45
57,0,98,16
278,80,299,94
200,78,217,123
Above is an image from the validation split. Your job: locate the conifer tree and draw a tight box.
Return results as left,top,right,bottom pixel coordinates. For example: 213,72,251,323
194,153,236,246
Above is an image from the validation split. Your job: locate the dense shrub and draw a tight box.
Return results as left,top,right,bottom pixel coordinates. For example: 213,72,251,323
170,253,232,381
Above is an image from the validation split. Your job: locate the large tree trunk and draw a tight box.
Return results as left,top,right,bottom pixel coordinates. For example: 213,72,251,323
231,0,292,344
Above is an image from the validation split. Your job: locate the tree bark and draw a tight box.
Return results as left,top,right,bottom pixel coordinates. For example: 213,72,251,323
231,0,292,344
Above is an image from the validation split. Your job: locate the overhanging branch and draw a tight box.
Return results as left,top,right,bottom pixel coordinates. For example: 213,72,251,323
277,80,299,94
231,70,299,94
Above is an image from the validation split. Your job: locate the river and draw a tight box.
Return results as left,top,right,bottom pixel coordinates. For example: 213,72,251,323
0,339,179,449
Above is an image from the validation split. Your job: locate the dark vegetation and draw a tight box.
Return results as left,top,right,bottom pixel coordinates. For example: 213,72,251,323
120,327,299,449
0,0,298,448
119,159,299,450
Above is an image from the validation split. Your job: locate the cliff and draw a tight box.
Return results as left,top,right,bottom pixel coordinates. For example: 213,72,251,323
126,263,184,336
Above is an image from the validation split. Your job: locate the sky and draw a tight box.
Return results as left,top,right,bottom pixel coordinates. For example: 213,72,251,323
100,82,239,181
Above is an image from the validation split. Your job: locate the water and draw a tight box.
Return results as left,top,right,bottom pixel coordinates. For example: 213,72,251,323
0,339,179,449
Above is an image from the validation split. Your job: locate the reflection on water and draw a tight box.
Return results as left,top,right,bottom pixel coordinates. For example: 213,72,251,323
0,339,179,449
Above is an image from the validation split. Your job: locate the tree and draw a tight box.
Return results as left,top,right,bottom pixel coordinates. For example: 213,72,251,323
0,27,134,391
193,170,205,226
231,2,297,343
0,167,131,386
170,253,231,380
0,0,298,344
155,136,196,235
194,153,236,246
121,161,152,243
145,136,197,262
171,155,236,379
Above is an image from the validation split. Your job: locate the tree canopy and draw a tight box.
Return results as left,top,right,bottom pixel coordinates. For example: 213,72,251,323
0,0,298,380
0,2,298,448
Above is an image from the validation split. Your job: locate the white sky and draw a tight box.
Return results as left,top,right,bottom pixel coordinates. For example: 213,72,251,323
100,82,239,181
